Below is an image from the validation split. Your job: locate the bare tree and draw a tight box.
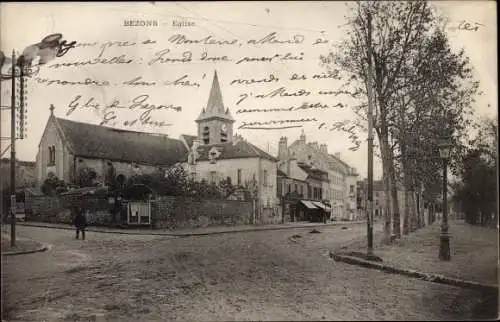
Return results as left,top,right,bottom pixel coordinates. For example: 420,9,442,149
329,1,480,242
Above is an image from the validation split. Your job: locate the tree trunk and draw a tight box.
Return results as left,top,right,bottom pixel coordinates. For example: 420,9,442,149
417,184,425,227
389,148,401,238
403,187,411,235
380,139,393,244
410,190,418,231
415,191,421,228
401,145,412,235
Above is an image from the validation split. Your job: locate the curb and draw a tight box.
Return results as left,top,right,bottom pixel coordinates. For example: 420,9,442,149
1,242,50,256
329,252,499,293
16,221,366,237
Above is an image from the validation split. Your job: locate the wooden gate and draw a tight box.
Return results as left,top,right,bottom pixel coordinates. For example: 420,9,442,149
127,201,151,225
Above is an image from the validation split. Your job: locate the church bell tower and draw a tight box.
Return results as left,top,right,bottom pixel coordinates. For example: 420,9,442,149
195,71,235,145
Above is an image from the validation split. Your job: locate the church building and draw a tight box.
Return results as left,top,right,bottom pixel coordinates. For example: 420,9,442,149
182,71,280,224
34,71,280,224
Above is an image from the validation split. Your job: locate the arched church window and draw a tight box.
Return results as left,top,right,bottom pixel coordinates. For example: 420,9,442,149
203,126,210,144
48,145,56,166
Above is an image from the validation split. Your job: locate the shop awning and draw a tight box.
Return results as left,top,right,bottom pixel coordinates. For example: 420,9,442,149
312,201,331,212
300,200,317,209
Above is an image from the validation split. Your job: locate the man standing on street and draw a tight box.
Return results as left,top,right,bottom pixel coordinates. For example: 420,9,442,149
73,207,87,240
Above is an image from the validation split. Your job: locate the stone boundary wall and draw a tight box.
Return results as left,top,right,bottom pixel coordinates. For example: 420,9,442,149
25,195,111,226
153,196,253,229
25,195,254,229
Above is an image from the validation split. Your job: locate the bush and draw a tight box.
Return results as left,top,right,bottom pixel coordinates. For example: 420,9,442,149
127,165,241,200
41,172,68,196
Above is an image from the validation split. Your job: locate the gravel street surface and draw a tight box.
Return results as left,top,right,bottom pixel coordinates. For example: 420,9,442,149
2,223,490,321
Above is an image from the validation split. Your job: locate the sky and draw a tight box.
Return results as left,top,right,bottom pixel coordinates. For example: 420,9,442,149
0,1,497,180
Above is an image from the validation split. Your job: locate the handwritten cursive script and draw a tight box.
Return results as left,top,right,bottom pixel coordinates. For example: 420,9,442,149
238,118,318,130
236,87,311,105
66,94,181,128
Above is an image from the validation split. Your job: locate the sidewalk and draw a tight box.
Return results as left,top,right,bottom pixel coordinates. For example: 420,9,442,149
16,219,366,237
332,220,499,290
1,232,49,256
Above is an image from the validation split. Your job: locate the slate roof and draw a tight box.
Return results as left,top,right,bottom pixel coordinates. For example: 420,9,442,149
56,118,188,166
196,71,234,122
298,163,329,182
180,134,198,149
192,140,278,162
328,153,358,176
277,169,288,177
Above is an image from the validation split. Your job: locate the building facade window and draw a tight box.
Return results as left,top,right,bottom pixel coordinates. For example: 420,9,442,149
294,184,298,192
288,183,291,193
300,185,303,196
210,171,217,184
350,185,355,193
263,170,268,186
237,169,242,185
48,145,56,166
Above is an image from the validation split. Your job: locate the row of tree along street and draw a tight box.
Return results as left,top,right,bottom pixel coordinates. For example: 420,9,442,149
327,1,496,243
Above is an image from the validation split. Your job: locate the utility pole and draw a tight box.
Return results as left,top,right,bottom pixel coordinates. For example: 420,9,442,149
365,10,375,256
10,50,16,247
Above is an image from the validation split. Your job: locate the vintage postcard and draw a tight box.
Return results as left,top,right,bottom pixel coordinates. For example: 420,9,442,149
0,1,498,321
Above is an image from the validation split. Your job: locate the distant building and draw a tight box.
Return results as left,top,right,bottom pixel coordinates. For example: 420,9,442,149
36,105,189,186
183,71,279,224
277,132,359,220
356,179,405,219
0,158,36,217
0,158,37,188
277,157,330,222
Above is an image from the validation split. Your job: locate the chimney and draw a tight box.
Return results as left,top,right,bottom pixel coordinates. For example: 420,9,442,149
233,133,243,144
278,136,288,160
289,158,298,174
309,141,319,150
320,144,328,154
334,152,341,158
299,129,306,143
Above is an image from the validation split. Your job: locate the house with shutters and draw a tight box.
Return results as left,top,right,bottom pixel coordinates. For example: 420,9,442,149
182,71,280,224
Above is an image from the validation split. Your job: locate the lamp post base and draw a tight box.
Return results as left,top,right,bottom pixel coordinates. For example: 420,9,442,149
439,232,451,261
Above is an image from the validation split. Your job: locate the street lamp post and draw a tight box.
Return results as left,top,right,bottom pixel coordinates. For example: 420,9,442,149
438,140,451,261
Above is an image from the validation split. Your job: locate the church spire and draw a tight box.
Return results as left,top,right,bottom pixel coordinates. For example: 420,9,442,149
206,70,225,114
196,70,234,122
